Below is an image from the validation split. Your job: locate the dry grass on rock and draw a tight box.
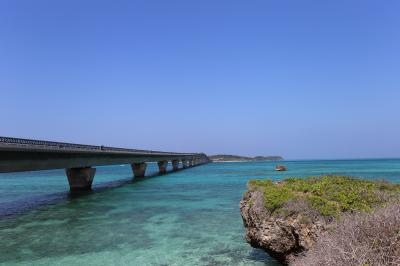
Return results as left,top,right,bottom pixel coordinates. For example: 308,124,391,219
292,203,400,266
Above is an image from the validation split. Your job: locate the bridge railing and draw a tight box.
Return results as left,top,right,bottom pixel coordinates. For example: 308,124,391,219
0,136,100,151
0,136,199,156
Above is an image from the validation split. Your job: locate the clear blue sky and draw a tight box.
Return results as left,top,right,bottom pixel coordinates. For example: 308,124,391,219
1,0,399,159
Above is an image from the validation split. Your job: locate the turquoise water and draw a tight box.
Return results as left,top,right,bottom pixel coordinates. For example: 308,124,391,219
0,159,399,265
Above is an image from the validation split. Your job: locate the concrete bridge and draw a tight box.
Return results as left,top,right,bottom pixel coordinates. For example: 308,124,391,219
0,137,210,192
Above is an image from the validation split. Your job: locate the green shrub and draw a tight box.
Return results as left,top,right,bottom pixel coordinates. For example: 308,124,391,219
248,175,400,218
263,185,295,210
306,195,340,217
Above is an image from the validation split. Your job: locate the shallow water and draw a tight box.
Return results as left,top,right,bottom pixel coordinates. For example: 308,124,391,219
0,159,399,265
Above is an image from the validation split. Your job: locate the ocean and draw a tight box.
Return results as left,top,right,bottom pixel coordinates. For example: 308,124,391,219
0,159,399,265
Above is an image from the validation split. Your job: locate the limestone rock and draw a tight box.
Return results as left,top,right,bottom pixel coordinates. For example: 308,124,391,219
240,188,326,263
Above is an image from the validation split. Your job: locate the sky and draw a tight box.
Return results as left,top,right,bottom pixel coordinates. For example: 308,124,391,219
1,0,400,159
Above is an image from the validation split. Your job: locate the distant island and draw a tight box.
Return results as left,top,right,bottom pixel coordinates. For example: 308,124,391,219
209,154,283,162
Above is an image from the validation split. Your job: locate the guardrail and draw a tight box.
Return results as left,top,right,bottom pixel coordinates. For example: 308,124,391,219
0,137,196,155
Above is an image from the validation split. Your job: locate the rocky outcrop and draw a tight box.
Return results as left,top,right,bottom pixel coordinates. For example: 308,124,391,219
275,165,287,171
240,188,327,263
241,176,400,264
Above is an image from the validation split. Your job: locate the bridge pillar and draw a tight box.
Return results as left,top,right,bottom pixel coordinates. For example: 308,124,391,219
172,160,179,171
189,159,194,167
66,167,96,192
158,160,168,174
131,162,147,178
181,159,189,169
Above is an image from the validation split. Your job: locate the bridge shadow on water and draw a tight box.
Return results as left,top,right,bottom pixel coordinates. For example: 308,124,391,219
0,168,184,220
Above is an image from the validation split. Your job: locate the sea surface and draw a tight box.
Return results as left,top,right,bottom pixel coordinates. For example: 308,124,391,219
0,159,399,266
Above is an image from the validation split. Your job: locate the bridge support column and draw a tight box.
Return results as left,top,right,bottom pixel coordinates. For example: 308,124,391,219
158,160,168,174
172,160,179,171
189,159,194,167
66,167,96,192
182,159,189,169
131,162,147,178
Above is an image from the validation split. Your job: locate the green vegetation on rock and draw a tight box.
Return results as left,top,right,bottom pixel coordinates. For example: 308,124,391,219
248,175,400,218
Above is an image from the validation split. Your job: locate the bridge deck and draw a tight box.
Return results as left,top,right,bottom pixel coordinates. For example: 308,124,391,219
0,137,208,173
